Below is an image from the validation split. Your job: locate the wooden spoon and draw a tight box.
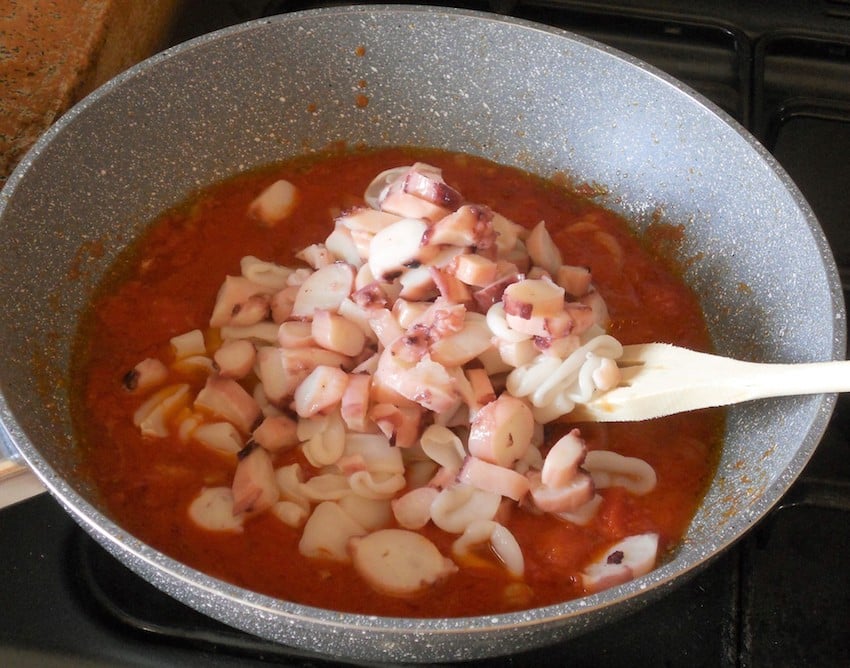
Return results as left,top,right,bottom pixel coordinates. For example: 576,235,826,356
568,343,850,422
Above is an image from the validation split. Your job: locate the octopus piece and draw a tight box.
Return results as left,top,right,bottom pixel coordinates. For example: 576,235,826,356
324,225,363,267
525,221,563,276
343,433,405,475
581,533,660,594
290,262,356,319
429,267,472,304
339,494,393,532
269,285,299,323
472,268,522,313
122,357,168,393
188,487,244,533
210,276,273,328
340,373,372,432
373,347,458,414
467,393,534,467
133,383,191,438
555,264,593,298
452,519,525,578
247,178,299,226
392,298,431,329
213,339,256,379
299,501,367,562
251,414,299,453
296,243,335,270
423,204,496,250
293,365,350,418
398,266,438,301
299,409,346,467
367,217,433,281
277,320,314,348
170,329,206,360
194,375,262,435
428,311,493,368
271,500,310,529
491,212,526,255
556,493,604,526
502,277,565,319
337,206,402,235
240,255,293,291
349,529,457,597
368,403,422,449
231,444,279,515
527,470,595,514
430,484,502,534
584,450,657,495
457,456,531,502
192,421,244,455
311,309,367,357
255,345,349,405
377,163,463,222
449,253,498,288
392,486,440,530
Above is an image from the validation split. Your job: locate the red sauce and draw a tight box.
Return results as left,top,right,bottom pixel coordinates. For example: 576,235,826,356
72,147,722,618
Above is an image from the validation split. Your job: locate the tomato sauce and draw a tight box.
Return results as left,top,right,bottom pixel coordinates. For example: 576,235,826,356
72,147,723,617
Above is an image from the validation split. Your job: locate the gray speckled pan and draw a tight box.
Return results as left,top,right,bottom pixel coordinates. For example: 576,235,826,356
0,6,844,663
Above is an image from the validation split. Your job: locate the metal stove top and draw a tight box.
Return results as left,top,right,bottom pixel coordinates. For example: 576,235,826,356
1,2,848,665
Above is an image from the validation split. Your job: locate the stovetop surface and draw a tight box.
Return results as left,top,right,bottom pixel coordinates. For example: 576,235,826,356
2,1,849,665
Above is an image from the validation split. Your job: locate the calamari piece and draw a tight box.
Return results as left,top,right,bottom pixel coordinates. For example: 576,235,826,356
311,309,366,357
300,472,351,502
122,357,168,393
367,217,432,281
430,484,502,534
420,424,466,471
293,365,349,418
369,403,422,449
541,428,587,488
299,501,367,562
171,354,214,375
296,243,335,270
452,519,525,578
251,414,299,453
194,375,262,434
592,356,621,391
555,264,592,298
210,276,273,328
220,322,279,345
231,444,279,515
491,211,526,255
340,373,372,432
584,450,657,495
343,433,404,474
188,487,244,533
458,456,530,502
339,494,392,531
350,529,457,597
392,298,431,329
270,285,299,323
528,470,595,513
526,221,562,276
348,470,407,500
247,179,299,226
290,262,356,319
255,345,349,405
271,500,309,528
556,493,604,526
240,255,292,290
170,329,206,360
299,409,346,467
192,421,243,455
337,206,402,234
274,463,311,510
213,339,256,379
392,486,440,530
581,533,659,594
277,320,314,348
467,393,534,467
374,349,459,414
133,383,191,438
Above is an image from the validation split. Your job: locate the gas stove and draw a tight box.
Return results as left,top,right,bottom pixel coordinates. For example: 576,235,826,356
1,2,848,665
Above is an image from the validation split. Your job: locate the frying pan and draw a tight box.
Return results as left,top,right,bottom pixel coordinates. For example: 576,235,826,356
0,6,844,662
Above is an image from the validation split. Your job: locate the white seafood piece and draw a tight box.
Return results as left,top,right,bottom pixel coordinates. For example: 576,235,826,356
271,500,309,528
194,375,262,434
503,277,565,319
353,263,377,291
368,217,433,281
351,281,391,309
450,253,498,287
231,445,279,515
351,351,379,376
277,320,314,348
419,424,466,471
378,165,462,222
491,212,526,255
452,520,524,578
367,308,405,348
429,311,493,367
465,368,497,411
592,356,621,390
337,298,377,341
177,412,203,442
528,470,595,513
363,166,409,209
220,322,280,345
581,533,659,594
324,225,363,267
240,255,293,290
392,486,440,529
430,484,502,534
311,309,367,357
123,357,168,393
248,178,299,226
423,204,496,250
286,267,313,287
374,349,458,414
584,450,657,495
296,243,335,270
348,470,407,500
339,494,392,531
429,267,472,304
337,206,402,234
300,472,351,502
526,221,562,276
392,298,431,329
170,329,206,360
555,264,592,297
293,365,349,418
350,529,457,597
188,487,244,533
580,289,611,329
299,501,367,562
369,403,422,449
458,456,530,502
192,421,243,455
209,276,273,328
274,463,311,510
255,345,349,404
171,352,213,374
340,373,372,432
556,493,604,526
473,268,523,312
251,414,299,453
213,339,256,379
270,285,299,323
290,262,356,319
343,433,405,474
467,393,534,467
537,334,581,360
486,302,532,344
133,383,191,438
398,265,437,301
299,410,346,468
541,429,587,488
